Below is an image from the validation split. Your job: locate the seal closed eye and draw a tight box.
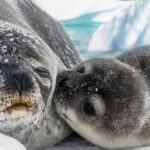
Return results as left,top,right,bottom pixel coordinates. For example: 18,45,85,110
34,67,50,78
54,46,150,149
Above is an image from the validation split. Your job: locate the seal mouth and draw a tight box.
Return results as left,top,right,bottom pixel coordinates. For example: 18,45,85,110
2,96,37,119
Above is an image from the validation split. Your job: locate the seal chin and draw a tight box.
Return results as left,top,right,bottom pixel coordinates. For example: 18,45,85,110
3,96,37,119
6,104,30,119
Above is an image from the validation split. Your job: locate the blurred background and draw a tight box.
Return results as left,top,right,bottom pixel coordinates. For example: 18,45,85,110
33,0,148,60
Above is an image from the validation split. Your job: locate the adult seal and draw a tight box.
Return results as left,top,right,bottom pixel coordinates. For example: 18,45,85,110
0,0,80,149
54,46,150,149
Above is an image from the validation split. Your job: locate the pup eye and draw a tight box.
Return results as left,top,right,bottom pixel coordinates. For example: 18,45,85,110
83,101,96,116
76,65,85,73
35,67,50,78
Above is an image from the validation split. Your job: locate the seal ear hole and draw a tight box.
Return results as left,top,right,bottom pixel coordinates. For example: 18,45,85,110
82,101,96,117
76,65,85,73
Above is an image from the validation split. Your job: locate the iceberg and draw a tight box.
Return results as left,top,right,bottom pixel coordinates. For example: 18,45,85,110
88,0,150,54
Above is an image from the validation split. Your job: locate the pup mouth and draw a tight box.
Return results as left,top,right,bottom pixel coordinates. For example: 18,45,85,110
2,96,37,119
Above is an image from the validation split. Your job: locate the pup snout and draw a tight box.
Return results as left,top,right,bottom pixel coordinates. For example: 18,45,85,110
57,71,74,89
57,63,86,89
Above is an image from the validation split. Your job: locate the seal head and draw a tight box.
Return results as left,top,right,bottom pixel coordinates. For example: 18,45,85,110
54,59,150,149
0,23,71,150
0,0,81,149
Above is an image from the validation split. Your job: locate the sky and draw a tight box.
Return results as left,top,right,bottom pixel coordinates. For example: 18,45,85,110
33,0,133,21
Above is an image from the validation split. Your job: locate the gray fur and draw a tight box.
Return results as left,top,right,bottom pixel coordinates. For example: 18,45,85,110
0,0,80,150
54,46,150,149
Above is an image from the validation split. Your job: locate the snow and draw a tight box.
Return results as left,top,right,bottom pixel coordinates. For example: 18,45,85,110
0,133,26,150
1,46,7,53
95,87,99,92
4,58,9,63
88,0,150,52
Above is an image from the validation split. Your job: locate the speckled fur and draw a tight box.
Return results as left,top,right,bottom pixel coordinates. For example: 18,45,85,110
0,0,80,149
54,46,150,149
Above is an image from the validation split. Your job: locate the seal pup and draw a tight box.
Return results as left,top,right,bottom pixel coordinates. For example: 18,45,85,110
54,46,150,149
0,0,80,149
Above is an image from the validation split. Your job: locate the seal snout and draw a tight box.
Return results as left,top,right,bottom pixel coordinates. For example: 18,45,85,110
56,71,77,90
57,64,86,89
0,69,38,119
57,71,71,89
5,96,37,119
5,70,34,95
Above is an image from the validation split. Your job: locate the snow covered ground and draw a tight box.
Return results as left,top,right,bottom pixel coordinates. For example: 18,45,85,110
0,133,26,150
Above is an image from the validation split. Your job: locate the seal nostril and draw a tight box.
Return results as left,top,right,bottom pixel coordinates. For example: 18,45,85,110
76,64,85,73
57,71,74,89
58,77,69,88
11,71,33,95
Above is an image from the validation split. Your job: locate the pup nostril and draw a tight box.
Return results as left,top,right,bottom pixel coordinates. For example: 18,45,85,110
59,78,69,88
57,74,69,88
76,64,85,73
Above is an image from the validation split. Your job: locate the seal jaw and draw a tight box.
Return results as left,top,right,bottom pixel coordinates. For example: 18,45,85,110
6,104,30,119
3,96,37,119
